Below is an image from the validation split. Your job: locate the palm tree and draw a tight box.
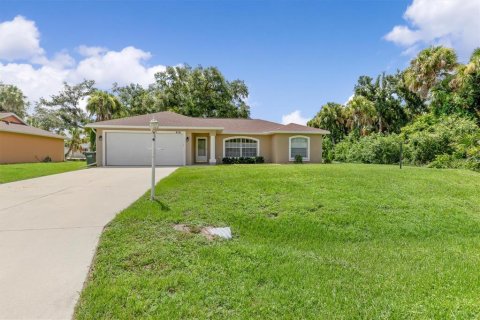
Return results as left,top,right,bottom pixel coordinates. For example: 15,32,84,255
86,90,124,121
65,127,86,158
308,102,348,144
345,95,377,136
404,46,457,100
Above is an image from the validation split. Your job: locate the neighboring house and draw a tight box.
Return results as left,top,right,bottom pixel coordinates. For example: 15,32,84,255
86,111,329,166
0,112,65,164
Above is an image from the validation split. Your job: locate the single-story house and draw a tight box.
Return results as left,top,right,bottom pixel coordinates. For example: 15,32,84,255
86,111,329,166
0,112,65,164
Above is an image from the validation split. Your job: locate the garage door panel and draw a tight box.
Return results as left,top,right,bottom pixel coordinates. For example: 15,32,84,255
105,132,184,166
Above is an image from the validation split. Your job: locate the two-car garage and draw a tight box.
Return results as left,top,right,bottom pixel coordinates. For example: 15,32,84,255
104,131,186,166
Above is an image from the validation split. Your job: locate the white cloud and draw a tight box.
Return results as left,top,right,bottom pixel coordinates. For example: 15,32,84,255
73,46,166,87
77,45,107,57
0,62,69,102
0,16,167,105
385,0,480,58
281,110,308,125
0,16,44,61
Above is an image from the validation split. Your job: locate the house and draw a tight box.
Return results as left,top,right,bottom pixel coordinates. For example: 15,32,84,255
0,112,65,164
86,111,329,166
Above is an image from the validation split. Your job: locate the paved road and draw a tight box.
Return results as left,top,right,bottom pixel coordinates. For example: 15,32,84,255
0,167,177,319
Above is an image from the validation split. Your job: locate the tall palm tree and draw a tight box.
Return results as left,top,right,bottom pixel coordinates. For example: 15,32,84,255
86,90,124,121
404,46,457,100
345,95,377,136
308,102,348,144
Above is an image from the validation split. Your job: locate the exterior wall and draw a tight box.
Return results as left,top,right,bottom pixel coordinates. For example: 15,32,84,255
215,134,273,163
0,132,64,163
272,134,323,163
96,128,202,166
95,128,324,166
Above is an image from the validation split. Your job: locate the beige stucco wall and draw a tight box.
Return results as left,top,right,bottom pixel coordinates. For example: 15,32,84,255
271,134,323,163
215,134,273,163
0,132,64,164
95,128,324,166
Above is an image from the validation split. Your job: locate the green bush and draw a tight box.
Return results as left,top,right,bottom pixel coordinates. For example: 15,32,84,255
402,114,480,166
333,114,480,170
334,133,401,164
322,139,334,163
294,155,303,164
222,156,265,164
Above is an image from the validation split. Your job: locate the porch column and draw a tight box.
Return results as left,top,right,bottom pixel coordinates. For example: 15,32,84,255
209,134,216,164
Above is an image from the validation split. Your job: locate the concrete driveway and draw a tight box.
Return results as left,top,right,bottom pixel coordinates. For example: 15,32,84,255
0,167,177,319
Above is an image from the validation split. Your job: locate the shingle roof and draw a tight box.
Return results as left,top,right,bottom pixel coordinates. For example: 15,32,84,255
86,111,329,134
0,121,65,139
0,112,27,125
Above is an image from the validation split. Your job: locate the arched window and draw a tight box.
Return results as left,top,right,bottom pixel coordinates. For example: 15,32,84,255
289,136,310,161
223,137,259,158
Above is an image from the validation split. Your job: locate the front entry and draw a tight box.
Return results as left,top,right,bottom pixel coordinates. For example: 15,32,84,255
196,137,208,163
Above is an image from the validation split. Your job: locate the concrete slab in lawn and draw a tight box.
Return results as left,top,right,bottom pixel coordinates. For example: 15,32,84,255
0,167,177,319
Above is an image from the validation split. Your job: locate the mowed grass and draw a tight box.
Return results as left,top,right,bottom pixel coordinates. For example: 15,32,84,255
75,164,480,319
0,161,86,183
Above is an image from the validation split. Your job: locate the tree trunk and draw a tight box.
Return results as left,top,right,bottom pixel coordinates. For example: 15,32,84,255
65,144,73,159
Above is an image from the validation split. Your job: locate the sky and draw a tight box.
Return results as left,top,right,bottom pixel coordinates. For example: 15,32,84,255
0,0,479,125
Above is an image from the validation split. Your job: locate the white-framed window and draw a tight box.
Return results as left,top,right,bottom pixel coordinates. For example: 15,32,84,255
223,137,259,158
289,136,310,161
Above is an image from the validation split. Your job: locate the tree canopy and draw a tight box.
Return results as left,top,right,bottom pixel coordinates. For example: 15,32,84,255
308,45,480,170
0,83,29,118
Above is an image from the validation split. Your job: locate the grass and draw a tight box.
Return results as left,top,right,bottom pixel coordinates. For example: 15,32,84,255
0,161,86,183
75,164,480,319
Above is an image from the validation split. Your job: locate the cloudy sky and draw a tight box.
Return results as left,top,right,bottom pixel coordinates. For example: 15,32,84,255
0,0,479,124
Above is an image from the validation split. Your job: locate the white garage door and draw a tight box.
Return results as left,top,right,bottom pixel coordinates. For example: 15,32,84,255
105,131,185,166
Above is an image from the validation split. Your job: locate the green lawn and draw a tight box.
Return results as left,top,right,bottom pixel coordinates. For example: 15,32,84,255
75,164,480,319
0,161,86,183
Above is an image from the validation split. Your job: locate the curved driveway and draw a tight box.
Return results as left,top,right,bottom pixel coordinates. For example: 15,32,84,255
0,167,177,319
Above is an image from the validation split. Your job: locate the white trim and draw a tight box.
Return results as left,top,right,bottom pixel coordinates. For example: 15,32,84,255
266,130,329,135
102,129,186,166
209,134,217,164
86,124,328,135
86,124,223,130
289,135,310,161
195,136,208,163
222,136,260,158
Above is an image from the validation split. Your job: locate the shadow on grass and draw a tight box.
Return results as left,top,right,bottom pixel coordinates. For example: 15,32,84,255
152,198,171,211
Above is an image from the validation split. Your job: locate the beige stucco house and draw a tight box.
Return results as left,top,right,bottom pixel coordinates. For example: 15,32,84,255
0,113,65,164
86,111,329,166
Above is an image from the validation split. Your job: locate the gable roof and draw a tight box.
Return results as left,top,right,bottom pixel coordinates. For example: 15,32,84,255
0,113,65,140
0,112,28,125
86,111,329,135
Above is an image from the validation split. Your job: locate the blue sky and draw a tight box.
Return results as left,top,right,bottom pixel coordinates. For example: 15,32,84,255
0,0,478,124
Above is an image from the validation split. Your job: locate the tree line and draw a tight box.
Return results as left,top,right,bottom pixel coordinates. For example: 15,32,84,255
308,46,480,170
0,65,250,157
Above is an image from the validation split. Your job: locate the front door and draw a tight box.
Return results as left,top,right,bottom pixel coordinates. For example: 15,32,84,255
196,137,208,162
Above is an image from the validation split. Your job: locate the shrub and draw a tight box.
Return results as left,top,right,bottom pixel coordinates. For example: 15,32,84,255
334,133,401,164
333,114,480,170
294,155,303,164
402,114,479,165
222,157,265,164
255,156,265,164
322,139,334,163
42,156,52,162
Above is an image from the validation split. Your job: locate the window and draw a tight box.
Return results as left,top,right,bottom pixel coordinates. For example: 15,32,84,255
224,137,259,158
289,136,309,161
